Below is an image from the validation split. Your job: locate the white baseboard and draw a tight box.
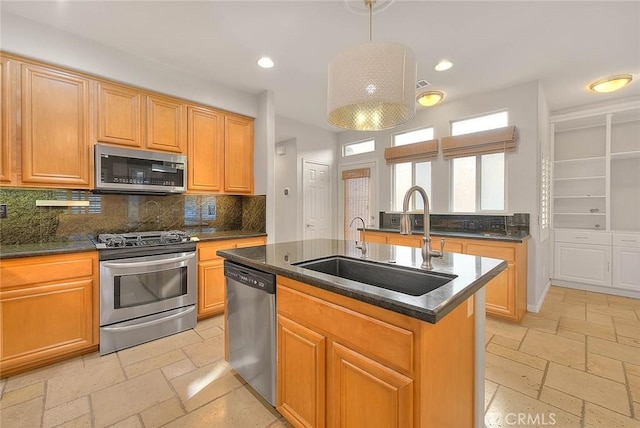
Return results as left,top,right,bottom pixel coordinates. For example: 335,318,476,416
527,280,551,313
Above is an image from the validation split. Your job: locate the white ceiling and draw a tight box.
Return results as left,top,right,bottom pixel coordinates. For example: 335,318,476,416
2,0,639,131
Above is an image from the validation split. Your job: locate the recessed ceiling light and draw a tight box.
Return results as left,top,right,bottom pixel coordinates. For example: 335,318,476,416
434,59,453,71
416,91,444,107
257,57,275,69
588,74,632,93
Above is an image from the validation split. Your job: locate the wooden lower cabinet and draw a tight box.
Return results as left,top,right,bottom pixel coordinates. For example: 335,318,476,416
0,252,98,377
362,231,528,323
276,276,475,428
328,342,413,428
277,315,326,428
197,236,266,320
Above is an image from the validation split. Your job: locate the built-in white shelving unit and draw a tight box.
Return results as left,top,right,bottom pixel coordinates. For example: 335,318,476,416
550,101,640,297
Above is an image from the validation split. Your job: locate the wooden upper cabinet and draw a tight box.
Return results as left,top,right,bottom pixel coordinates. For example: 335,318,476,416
20,63,91,188
146,94,185,153
97,82,143,148
0,56,14,184
187,106,223,192
224,114,254,194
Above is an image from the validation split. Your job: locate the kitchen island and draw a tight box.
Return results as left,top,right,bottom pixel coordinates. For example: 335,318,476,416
217,239,506,428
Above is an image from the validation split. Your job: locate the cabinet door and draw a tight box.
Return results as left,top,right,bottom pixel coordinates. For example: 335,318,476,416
146,95,185,153
554,242,611,286
198,260,225,318
327,341,413,428
1,57,14,184
485,266,516,318
97,82,143,147
224,114,254,194
277,315,326,428
187,106,223,192
612,246,640,291
235,237,266,248
20,63,90,187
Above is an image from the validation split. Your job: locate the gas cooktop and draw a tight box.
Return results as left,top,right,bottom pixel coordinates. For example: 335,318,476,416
94,230,191,249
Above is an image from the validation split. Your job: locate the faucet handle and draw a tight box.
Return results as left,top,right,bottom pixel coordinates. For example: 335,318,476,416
436,237,445,258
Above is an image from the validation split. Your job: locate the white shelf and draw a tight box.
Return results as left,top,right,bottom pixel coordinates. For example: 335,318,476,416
554,195,605,199
554,176,605,182
554,156,606,164
611,151,640,160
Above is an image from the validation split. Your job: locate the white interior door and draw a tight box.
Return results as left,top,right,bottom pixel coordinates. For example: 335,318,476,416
303,160,331,240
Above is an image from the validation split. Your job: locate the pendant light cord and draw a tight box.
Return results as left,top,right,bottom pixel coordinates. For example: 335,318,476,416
366,0,374,42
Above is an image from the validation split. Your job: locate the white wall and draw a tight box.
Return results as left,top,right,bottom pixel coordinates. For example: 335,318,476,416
255,91,276,242
1,13,257,118
336,81,550,310
275,115,338,242
274,139,299,243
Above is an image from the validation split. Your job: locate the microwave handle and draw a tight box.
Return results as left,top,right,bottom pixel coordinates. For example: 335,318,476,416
102,253,195,269
101,306,195,332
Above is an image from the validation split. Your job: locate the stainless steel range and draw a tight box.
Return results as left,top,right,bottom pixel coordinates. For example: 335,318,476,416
94,231,197,355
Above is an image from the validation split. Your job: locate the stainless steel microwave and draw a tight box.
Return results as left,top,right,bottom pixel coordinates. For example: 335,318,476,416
94,144,187,194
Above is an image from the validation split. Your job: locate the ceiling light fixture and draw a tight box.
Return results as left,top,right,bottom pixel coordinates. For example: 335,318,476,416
588,74,632,93
434,60,453,71
257,57,275,69
327,0,416,131
416,90,444,107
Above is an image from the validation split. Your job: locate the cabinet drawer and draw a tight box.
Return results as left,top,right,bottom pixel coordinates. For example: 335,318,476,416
613,233,640,248
465,243,515,262
277,283,414,375
555,230,612,245
0,253,95,289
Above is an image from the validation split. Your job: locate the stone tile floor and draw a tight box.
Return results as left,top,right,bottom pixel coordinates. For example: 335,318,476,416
1,285,639,427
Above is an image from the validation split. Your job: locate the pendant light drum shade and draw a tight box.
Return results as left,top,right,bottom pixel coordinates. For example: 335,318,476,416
327,42,417,131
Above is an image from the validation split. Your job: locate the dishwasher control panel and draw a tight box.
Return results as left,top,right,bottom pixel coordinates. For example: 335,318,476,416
224,261,276,294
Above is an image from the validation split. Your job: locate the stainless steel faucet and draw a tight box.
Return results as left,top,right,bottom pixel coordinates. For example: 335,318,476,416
399,185,444,269
349,216,368,258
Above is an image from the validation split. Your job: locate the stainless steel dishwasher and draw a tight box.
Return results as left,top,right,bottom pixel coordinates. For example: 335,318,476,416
224,260,276,406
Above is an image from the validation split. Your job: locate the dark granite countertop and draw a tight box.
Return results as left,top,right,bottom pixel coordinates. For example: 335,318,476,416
0,230,267,259
368,227,530,243
0,239,97,259
217,239,507,324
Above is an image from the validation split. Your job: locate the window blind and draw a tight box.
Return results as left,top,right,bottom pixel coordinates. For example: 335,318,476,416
442,125,518,159
343,168,370,241
384,140,438,164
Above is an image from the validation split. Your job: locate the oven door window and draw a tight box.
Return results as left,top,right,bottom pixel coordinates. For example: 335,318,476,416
114,266,188,309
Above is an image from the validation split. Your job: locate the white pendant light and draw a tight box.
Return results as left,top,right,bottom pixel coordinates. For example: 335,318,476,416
327,0,416,131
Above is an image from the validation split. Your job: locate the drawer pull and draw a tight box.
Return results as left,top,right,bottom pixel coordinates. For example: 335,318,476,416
621,239,637,243
575,237,589,240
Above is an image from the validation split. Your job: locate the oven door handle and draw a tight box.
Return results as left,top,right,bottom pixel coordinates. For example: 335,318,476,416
101,306,196,332
102,253,195,268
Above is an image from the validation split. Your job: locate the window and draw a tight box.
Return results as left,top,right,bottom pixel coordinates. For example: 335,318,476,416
392,127,433,211
343,167,372,241
342,139,375,157
450,111,508,212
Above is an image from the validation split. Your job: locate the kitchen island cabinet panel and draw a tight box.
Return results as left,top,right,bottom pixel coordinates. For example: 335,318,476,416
328,342,413,428
276,275,475,428
0,251,98,377
20,63,91,188
277,315,326,428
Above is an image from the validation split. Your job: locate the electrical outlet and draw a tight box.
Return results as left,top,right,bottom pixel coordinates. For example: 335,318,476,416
0,204,7,219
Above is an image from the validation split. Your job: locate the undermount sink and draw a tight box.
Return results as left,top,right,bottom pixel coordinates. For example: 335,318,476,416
293,256,457,296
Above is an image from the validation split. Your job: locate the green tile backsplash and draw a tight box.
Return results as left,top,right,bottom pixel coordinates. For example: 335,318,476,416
0,188,265,245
